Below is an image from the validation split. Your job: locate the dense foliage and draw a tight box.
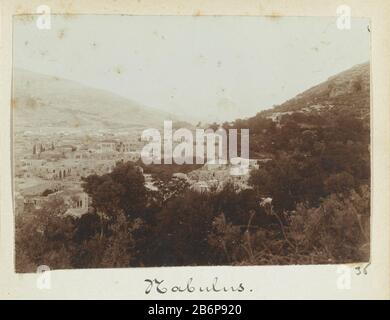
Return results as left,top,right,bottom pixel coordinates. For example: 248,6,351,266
15,109,370,272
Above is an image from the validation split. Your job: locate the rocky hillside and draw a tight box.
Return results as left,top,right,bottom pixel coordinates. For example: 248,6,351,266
260,62,370,120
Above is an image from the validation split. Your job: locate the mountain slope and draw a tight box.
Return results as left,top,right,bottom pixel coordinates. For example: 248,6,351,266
260,62,370,119
12,69,179,132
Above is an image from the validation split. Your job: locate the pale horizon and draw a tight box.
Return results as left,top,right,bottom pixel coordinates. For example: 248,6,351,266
14,15,370,123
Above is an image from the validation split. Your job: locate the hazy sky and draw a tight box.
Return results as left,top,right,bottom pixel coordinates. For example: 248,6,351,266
14,15,370,123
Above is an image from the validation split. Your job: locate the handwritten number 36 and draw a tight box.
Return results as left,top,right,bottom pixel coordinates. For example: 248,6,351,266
355,262,370,276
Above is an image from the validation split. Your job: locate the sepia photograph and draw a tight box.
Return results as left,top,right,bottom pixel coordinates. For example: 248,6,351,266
12,14,371,273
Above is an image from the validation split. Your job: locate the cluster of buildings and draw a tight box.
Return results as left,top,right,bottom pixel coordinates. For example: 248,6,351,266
188,157,270,193
266,104,335,124
143,157,271,194
14,131,143,217
14,130,271,217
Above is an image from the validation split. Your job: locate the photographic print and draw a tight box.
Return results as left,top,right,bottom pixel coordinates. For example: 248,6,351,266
12,14,371,272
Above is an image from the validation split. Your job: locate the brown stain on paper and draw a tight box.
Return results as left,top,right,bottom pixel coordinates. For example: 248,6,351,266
11,97,41,110
11,98,18,109
58,29,66,39
193,10,202,16
267,11,283,20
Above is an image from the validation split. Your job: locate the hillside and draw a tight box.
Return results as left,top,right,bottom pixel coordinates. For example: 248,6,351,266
260,62,370,120
12,69,181,133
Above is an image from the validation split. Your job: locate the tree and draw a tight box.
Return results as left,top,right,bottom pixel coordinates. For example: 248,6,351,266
212,183,268,226
155,191,217,265
82,161,147,222
209,122,219,131
99,212,139,268
324,172,355,195
288,185,370,263
152,176,190,205
249,155,306,212
15,196,75,272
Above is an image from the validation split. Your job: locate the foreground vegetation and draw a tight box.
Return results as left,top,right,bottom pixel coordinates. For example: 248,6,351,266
15,110,370,272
